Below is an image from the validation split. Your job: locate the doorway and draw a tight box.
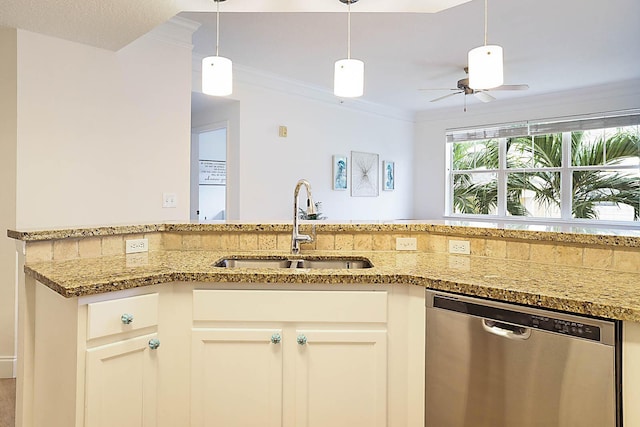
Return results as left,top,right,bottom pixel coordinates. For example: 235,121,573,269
191,125,227,221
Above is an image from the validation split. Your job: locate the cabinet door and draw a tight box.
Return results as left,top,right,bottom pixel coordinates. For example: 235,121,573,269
85,333,159,427
191,328,283,427
294,329,387,427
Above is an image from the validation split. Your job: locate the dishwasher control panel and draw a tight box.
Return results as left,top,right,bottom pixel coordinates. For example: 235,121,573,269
432,294,605,342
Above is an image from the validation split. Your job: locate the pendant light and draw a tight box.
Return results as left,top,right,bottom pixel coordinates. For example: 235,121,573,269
202,0,233,96
334,0,364,98
468,0,503,90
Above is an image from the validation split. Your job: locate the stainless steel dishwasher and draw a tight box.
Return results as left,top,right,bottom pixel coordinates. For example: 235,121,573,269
425,290,620,427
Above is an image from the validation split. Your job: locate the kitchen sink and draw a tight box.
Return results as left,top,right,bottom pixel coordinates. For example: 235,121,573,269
214,256,372,269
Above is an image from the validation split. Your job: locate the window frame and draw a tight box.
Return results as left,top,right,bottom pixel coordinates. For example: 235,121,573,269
445,111,640,227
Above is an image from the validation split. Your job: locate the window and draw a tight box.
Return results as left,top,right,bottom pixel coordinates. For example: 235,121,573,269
446,112,640,224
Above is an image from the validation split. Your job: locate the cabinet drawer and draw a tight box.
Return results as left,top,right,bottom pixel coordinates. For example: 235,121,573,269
87,293,159,340
193,290,387,323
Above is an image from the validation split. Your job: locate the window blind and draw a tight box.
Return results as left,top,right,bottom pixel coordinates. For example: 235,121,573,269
446,110,640,142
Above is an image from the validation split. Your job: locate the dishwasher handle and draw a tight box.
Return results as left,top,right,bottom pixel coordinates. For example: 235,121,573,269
482,319,532,340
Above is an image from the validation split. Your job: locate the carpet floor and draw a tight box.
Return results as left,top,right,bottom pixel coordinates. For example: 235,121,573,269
0,379,15,427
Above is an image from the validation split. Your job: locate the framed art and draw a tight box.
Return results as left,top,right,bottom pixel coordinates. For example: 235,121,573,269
351,151,379,197
383,160,395,191
332,155,348,190
199,160,226,185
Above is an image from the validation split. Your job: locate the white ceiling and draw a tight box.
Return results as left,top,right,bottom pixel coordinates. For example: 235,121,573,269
2,0,638,114
183,0,640,113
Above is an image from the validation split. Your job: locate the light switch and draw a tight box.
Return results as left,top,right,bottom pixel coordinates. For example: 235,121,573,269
278,126,288,138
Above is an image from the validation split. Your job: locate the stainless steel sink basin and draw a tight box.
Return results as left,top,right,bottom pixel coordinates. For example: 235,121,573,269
214,256,372,269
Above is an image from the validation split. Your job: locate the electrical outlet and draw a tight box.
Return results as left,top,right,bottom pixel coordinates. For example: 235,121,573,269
396,237,417,251
449,239,471,255
448,256,470,271
162,193,177,208
125,238,148,254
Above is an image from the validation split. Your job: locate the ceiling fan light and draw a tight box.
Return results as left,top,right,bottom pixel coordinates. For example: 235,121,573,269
202,56,233,96
468,45,503,90
334,58,364,98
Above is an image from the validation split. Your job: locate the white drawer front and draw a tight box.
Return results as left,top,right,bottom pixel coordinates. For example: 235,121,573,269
87,293,159,340
193,290,387,323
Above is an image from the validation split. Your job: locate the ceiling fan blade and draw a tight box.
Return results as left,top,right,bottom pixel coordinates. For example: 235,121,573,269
474,91,496,103
419,88,459,91
490,84,529,91
430,91,462,102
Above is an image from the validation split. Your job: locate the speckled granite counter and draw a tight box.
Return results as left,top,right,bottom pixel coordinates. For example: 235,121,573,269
8,220,640,247
23,249,640,322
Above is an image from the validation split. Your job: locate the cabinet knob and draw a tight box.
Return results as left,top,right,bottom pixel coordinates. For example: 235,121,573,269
271,333,281,344
297,334,307,346
121,313,134,324
148,338,160,350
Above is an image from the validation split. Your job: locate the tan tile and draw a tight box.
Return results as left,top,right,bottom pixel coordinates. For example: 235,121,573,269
428,235,447,254
78,238,102,258
144,232,162,251
182,234,202,250
300,239,316,251
372,234,392,251
335,234,354,251
220,233,240,251
530,243,556,264
102,236,124,256
53,239,79,261
469,238,486,256
239,233,259,251
613,249,640,273
258,234,277,250
556,245,583,267
315,234,335,250
485,239,507,258
354,234,373,251
277,234,291,251
416,234,429,252
583,247,613,270
506,241,530,261
162,233,182,250
25,241,53,263
201,233,223,250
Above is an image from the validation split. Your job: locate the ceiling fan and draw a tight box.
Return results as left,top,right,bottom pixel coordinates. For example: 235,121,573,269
421,68,529,107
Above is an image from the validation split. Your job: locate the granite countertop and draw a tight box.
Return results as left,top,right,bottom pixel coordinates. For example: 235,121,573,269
24,249,640,322
8,221,640,247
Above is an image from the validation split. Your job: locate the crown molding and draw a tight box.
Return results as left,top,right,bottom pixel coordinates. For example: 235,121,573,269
141,16,201,50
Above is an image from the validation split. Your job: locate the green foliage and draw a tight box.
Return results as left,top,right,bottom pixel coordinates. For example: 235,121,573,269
452,129,639,220
298,201,327,220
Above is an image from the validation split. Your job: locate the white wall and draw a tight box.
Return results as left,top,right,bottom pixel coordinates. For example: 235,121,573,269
413,79,640,219
192,70,415,222
0,27,18,377
15,23,194,228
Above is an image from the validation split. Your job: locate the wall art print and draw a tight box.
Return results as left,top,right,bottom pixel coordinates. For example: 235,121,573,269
351,151,379,197
383,160,395,191
332,155,348,190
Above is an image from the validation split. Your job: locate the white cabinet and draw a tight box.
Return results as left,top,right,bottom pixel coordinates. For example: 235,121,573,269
24,282,423,427
191,328,284,427
294,329,387,427
29,285,161,427
191,289,388,427
84,293,160,427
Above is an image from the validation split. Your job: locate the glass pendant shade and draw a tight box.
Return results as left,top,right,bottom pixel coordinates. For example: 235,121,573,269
202,56,233,96
468,45,504,90
334,59,364,98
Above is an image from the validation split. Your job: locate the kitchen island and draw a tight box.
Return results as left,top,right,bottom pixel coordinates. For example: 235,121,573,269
8,221,640,427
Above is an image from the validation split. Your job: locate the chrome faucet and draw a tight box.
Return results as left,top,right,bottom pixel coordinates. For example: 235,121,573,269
292,179,317,254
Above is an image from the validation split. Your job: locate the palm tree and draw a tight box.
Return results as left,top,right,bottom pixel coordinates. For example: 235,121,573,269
453,129,639,220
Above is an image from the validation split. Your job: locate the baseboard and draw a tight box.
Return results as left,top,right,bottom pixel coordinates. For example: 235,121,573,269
0,356,16,378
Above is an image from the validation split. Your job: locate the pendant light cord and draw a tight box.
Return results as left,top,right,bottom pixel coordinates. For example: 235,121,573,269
347,1,352,59
483,0,488,46
215,0,220,56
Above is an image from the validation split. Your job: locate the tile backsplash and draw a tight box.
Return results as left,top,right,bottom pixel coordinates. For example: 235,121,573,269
25,229,640,274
